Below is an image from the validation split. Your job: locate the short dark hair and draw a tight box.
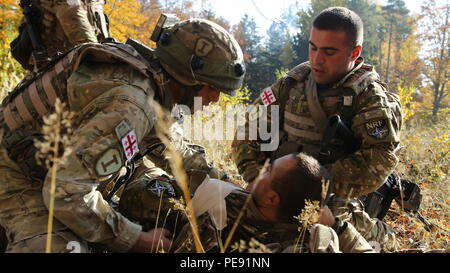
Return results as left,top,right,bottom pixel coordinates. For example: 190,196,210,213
313,7,364,48
271,153,330,223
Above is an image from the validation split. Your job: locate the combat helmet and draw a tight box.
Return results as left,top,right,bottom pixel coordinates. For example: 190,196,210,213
153,16,245,95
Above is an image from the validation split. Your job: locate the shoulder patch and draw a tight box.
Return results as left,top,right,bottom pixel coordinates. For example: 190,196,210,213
121,129,139,161
343,68,380,96
366,119,389,139
115,119,133,139
146,179,176,198
260,87,276,106
116,119,139,161
95,148,123,176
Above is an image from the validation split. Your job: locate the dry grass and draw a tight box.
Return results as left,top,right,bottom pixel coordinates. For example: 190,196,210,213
34,99,74,253
188,102,449,252
151,99,205,253
385,111,450,251
1,69,447,252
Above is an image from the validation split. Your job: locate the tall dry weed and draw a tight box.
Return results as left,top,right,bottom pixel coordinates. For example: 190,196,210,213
34,99,74,253
150,99,205,253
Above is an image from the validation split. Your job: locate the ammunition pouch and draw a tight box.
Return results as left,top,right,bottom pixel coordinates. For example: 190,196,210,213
2,127,47,181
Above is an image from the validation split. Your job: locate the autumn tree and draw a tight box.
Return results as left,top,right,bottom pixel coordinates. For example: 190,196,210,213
0,0,24,96
232,14,263,98
419,0,449,116
198,3,231,31
347,0,383,67
380,0,411,84
158,0,197,20
104,0,151,43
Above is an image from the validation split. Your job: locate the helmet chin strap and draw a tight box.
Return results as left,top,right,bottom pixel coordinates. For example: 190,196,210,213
183,85,203,109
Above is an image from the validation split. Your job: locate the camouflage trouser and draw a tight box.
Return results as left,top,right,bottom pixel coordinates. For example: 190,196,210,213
0,132,89,253
327,195,398,252
6,230,89,253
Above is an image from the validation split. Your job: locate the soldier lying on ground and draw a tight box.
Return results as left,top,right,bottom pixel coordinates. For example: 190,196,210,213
119,153,375,253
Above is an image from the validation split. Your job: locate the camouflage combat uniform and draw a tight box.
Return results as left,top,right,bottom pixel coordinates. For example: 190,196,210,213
29,0,108,53
116,156,213,236
11,0,109,70
0,19,245,252
172,184,374,253
232,58,402,251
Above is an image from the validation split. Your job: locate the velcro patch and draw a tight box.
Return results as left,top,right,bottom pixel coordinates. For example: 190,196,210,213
115,119,133,139
195,38,214,57
95,148,123,176
366,119,389,139
343,96,353,106
146,179,176,198
121,129,139,161
260,87,276,106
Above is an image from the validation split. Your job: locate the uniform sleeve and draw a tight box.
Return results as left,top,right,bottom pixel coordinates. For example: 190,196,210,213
338,221,375,253
231,78,285,182
54,0,98,44
330,83,403,198
41,63,154,252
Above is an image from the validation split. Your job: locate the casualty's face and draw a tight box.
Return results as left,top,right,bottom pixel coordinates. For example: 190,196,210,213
251,154,297,202
308,28,356,85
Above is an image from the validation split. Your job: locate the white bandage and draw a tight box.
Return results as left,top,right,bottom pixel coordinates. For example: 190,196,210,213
190,175,240,230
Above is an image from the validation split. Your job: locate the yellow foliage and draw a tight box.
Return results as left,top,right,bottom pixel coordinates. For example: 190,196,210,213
0,0,24,98
0,0,21,44
218,86,251,107
105,0,160,46
398,85,418,121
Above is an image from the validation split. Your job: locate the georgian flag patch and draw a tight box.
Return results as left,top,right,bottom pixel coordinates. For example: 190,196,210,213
260,87,276,106
121,129,139,161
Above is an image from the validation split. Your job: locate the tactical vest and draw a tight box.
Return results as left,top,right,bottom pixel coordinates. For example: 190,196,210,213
274,60,386,163
0,41,167,180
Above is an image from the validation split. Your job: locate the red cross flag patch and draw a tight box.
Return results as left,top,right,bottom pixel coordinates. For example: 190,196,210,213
121,129,139,161
260,87,276,106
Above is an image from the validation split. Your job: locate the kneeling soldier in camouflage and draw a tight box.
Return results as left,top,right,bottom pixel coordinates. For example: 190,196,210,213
231,7,401,252
0,17,245,252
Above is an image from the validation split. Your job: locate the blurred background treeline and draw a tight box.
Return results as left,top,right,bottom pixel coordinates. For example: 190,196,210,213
1,0,449,117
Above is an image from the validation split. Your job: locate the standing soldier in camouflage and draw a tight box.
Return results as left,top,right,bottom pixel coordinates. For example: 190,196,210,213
0,18,245,252
232,7,402,251
173,153,375,253
10,0,110,71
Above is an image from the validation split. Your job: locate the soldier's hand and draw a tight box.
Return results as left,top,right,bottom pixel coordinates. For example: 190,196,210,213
318,205,336,227
131,228,172,253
